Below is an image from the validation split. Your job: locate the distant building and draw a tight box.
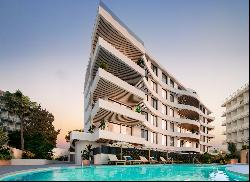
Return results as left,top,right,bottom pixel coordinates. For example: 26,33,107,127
222,83,249,150
0,90,21,132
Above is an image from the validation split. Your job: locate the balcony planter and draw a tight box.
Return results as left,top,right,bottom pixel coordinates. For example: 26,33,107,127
81,144,93,166
0,160,11,166
82,159,90,166
230,159,238,164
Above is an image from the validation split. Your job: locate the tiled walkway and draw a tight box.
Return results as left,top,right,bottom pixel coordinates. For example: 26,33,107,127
0,163,78,176
227,164,249,175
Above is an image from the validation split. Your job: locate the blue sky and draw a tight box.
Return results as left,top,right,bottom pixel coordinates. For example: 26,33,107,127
0,0,249,148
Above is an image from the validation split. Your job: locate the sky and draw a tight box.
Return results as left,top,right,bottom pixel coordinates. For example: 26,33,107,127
0,0,249,149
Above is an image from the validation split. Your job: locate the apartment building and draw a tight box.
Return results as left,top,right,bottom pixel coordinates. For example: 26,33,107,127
222,83,249,150
0,90,21,132
70,2,215,164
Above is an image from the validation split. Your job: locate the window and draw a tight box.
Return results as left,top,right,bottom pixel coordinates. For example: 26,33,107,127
162,135,167,146
170,79,174,88
203,117,206,123
170,137,174,146
180,140,184,147
151,80,157,93
151,97,158,110
196,143,199,148
170,108,174,117
162,104,167,115
142,111,148,121
162,120,168,130
162,73,168,84
153,132,158,144
141,129,148,141
203,127,205,133
151,63,158,76
170,94,174,102
151,115,158,127
162,89,167,99
203,108,205,114
170,122,174,132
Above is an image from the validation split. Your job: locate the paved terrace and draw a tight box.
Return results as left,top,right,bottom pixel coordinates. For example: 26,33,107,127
0,163,78,176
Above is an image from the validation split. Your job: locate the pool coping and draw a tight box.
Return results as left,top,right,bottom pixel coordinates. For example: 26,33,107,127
0,164,248,180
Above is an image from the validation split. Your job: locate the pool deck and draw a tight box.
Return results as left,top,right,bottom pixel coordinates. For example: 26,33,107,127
227,164,249,176
0,163,78,176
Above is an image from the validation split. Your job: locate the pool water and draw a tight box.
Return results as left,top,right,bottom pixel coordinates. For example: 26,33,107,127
0,164,248,181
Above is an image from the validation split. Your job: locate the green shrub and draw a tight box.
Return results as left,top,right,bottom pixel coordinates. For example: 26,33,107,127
0,146,12,160
22,150,35,159
200,152,212,163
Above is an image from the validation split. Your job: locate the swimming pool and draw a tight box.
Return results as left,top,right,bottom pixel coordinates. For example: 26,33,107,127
0,164,248,181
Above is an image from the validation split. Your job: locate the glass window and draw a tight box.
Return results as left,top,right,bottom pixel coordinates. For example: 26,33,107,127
170,94,174,102
170,79,174,88
153,132,158,144
151,80,158,93
151,63,158,76
165,135,168,146
170,108,174,117
162,104,167,115
170,122,174,132
162,73,168,84
162,89,167,99
151,97,158,110
141,129,148,141
170,137,174,146
162,120,168,130
126,126,132,136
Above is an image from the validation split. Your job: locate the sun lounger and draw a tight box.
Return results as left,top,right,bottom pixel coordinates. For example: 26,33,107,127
160,156,172,164
123,156,142,165
139,156,157,164
108,154,126,165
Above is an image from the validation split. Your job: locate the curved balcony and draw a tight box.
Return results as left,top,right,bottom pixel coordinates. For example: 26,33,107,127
177,147,200,153
178,94,200,109
91,98,144,126
91,3,145,61
179,133,200,142
90,68,144,106
85,37,145,98
143,55,213,115
178,109,200,121
70,129,147,146
142,66,214,121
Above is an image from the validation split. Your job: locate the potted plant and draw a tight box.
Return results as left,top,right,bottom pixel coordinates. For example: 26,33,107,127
135,105,142,113
227,142,238,164
0,146,12,165
98,61,108,70
99,120,106,130
88,125,96,134
81,144,93,166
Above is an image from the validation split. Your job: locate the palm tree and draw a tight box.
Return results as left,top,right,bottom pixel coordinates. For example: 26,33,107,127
0,90,36,150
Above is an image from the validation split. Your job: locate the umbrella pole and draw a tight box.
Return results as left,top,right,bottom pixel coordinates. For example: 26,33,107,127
120,145,122,160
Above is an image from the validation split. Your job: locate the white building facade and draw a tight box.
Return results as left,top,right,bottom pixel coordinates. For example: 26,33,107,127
222,83,249,150
71,2,215,164
0,90,21,132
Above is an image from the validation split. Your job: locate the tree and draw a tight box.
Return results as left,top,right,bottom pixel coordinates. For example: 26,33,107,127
8,105,60,159
0,90,36,150
228,142,237,158
25,105,60,159
0,128,8,146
